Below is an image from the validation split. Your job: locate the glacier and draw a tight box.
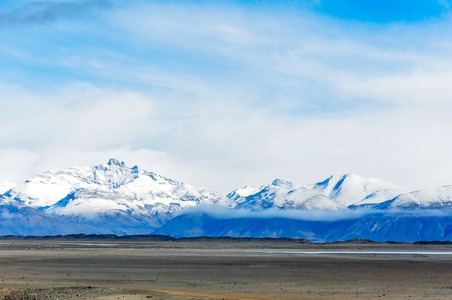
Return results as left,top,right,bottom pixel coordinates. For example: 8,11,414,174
1,159,452,241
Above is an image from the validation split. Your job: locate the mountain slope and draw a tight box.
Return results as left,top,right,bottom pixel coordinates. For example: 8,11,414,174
1,160,452,241
0,195,105,236
3,159,228,231
375,186,452,210
228,174,407,210
156,209,452,242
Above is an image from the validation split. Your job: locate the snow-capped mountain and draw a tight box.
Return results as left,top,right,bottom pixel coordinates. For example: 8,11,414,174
228,174,408,210
1,160,452,241
2,159,227,233
6,159,225,208
157,174,452,241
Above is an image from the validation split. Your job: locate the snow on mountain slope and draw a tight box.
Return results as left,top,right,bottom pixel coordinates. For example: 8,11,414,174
2,159,452,240
4,159,228,228
375,185,452,209
4,165,97,207
229,179,297,209
317,174,407,207
228,174,407,210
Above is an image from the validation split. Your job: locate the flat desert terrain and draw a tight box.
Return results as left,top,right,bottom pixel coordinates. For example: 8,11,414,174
0,236,451,299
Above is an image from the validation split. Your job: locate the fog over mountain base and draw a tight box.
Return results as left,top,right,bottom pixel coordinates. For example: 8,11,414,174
1,159,451,242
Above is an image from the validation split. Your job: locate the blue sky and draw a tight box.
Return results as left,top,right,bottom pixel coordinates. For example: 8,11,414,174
1,0,452,193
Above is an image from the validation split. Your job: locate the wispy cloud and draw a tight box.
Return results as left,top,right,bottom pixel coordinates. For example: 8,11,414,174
0,0,114,27
1,1,452,193
176,204,452,222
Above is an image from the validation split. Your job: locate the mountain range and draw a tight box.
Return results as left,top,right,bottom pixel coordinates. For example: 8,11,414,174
1,159,451,241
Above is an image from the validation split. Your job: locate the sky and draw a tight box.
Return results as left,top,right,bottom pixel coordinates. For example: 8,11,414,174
1,0,452,194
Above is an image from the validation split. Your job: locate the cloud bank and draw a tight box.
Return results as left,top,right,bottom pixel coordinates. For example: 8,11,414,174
1,1,452,194
176,204,452,223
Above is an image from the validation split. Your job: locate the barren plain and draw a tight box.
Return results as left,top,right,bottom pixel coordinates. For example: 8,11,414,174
0,236,451,299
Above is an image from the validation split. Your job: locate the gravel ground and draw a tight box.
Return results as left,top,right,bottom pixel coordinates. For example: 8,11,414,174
0,286,117,300
0,237,451,299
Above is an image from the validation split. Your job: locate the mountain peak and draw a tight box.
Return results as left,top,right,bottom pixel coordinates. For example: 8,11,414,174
271,179,294,188
107,158,125,167
96,159,139,188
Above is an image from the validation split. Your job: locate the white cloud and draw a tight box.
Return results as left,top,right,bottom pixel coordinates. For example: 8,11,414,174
1,2,452,194
0,147,38,184
341,70,452,108
0,0,113,26
0,83,155,148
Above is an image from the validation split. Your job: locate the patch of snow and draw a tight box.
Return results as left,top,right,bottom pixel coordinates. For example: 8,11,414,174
382,185,452,209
